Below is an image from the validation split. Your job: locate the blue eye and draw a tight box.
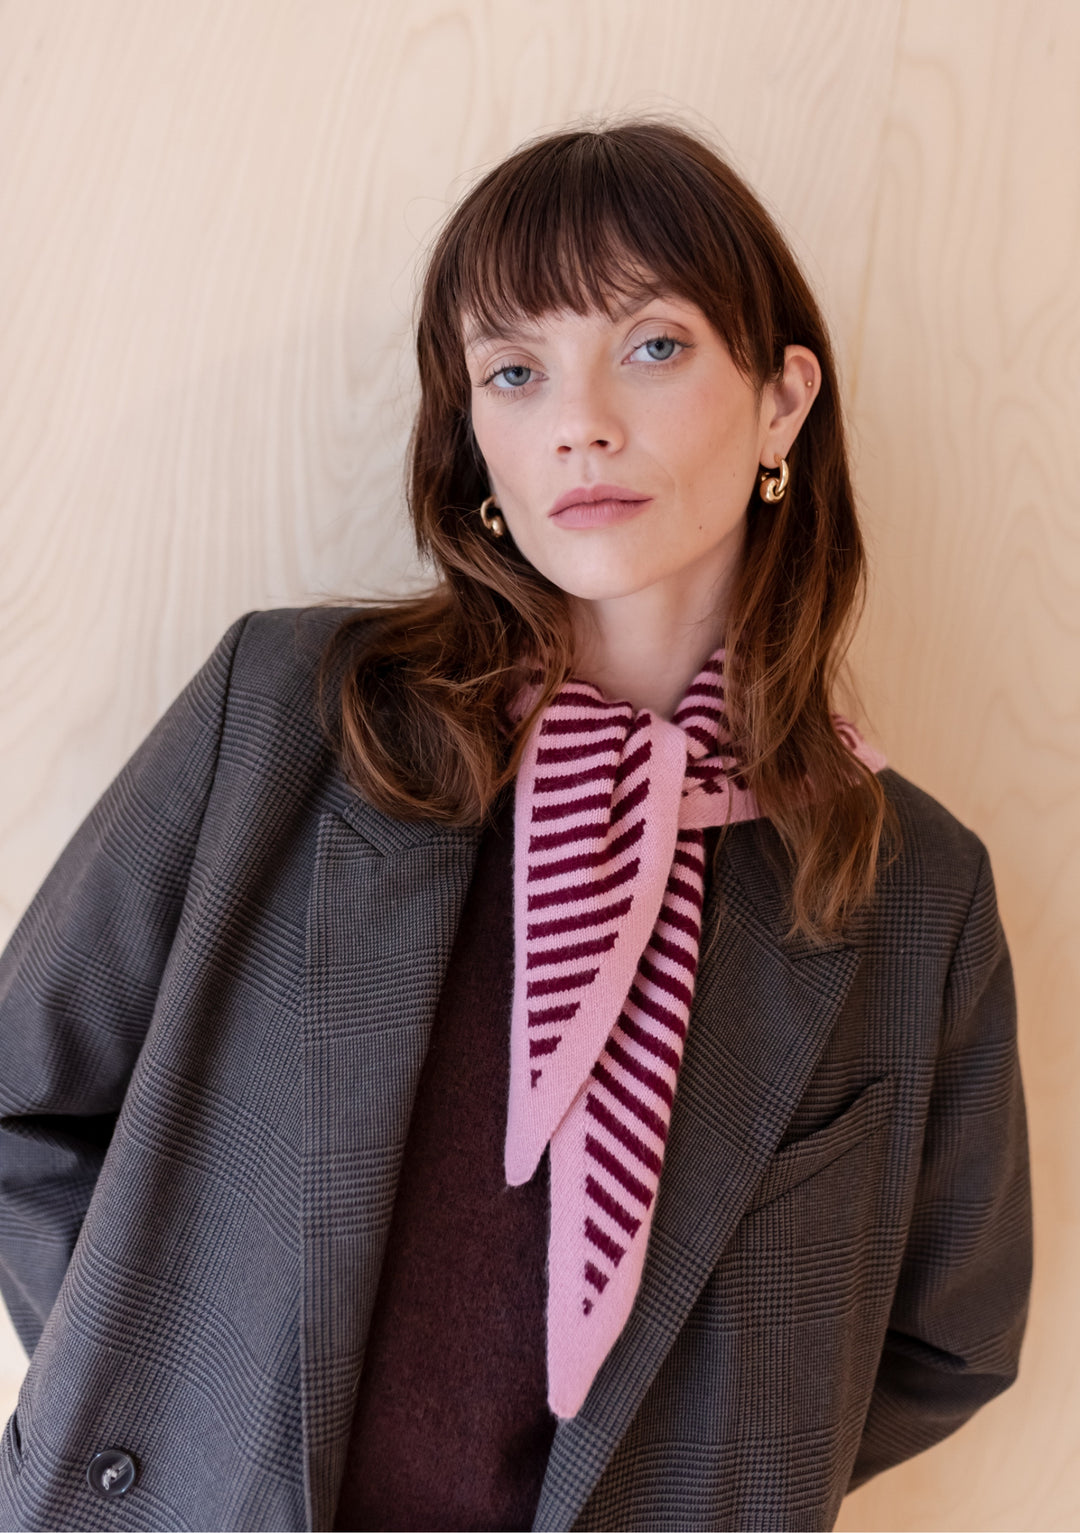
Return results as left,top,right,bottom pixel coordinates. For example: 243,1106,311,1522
635,335,682,362
489,364,533,390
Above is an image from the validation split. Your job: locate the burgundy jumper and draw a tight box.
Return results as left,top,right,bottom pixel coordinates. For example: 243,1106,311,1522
333,786,720,1531
333,785,555,1531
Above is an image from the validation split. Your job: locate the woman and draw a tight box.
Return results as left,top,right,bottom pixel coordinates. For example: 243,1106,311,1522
0,119,1031,1533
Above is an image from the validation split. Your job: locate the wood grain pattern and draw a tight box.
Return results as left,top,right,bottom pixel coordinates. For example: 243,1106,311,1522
839,3,1080,1525
1,1,1076,1526
0,0,901,940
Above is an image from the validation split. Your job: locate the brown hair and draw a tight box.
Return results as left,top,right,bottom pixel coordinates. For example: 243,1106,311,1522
319,114,894,942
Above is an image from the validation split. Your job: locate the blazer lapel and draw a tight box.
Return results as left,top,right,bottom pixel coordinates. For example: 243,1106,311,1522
298,786,861,1533
300,784,483,1532
532,821,863,1532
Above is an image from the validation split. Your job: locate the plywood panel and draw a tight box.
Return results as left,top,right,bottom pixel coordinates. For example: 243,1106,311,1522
838,2,1080,1526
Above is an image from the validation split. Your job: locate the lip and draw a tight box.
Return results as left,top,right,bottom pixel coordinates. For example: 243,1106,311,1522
548,482,653,526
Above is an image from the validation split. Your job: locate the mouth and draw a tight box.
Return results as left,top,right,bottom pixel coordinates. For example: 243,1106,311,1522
548,483,653,527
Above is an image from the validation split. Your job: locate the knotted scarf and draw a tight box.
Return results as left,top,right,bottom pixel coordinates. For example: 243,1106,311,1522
504,646,886,1419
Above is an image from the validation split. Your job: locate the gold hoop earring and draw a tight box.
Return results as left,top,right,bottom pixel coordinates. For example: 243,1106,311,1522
758,457,789,504
478,494,506,537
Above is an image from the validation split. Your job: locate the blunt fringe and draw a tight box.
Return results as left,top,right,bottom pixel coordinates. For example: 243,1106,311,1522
318,115,896,943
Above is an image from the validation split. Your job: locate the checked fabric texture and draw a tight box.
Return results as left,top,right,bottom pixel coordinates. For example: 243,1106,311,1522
0,609,1031,1532
505,650,887,1417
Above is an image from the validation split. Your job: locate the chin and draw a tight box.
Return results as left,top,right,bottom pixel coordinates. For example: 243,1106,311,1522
527,556,662,605
552,577,648,604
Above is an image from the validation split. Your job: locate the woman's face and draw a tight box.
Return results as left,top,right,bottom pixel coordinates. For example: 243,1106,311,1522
464,291,819,618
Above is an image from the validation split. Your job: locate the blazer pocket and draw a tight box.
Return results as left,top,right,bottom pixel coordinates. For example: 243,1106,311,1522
744,1074,896,1215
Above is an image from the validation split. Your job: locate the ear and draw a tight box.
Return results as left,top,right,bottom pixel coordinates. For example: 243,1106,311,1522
757,346,821,469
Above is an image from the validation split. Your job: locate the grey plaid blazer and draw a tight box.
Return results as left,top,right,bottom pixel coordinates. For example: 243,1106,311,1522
0,608,1032,1532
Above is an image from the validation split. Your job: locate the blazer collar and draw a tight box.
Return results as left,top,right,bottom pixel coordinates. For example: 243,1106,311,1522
299,791,860,1532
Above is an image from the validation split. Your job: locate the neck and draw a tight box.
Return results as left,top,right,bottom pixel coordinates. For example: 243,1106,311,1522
568,584,729,720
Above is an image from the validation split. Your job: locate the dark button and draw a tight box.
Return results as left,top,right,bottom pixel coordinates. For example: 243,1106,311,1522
86,1448,137,1498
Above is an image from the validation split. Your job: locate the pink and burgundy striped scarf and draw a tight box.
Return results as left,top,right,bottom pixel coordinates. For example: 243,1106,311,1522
504,646,885,1418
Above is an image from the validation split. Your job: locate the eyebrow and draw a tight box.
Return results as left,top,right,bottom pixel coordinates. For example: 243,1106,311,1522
462,289,674,351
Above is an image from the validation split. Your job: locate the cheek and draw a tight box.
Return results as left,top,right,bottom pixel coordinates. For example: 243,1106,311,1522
470,402,529,479
649,390,758,491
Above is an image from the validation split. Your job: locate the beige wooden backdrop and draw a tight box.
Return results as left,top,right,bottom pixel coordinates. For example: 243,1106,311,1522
2,1,1077,1527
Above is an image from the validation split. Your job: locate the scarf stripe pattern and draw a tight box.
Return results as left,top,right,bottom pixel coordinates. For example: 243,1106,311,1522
504,648,886,1419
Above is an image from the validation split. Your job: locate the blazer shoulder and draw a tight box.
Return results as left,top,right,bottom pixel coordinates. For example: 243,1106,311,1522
876,767,991,897
203,604,374,786
211,604,473,854
216,603,386,728
226,603,367,696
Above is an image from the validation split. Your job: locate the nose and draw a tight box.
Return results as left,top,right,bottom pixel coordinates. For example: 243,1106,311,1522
553,373,625,456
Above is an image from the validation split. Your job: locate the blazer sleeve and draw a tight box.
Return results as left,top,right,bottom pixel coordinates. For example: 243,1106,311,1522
0,613,251,1359
847,844,1033,1491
